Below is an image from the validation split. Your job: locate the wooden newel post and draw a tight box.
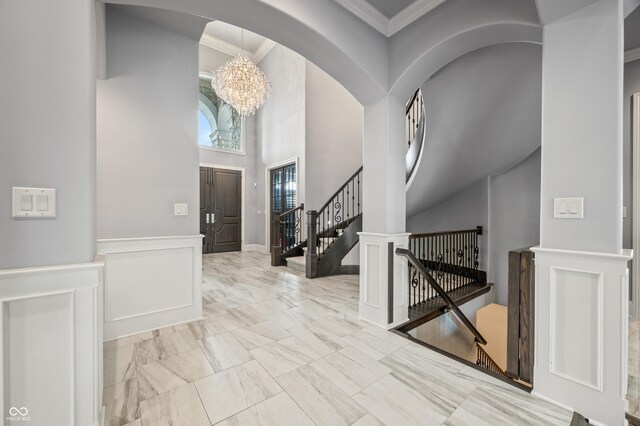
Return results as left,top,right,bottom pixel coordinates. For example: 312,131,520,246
306,210,319,278
271,211,282,266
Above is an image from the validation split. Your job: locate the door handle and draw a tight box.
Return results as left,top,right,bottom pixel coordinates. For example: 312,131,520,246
212,213,215,223
206,214,210,224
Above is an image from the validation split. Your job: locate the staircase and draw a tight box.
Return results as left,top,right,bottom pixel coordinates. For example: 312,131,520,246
271,166,363,278
406,88,425,183
273,86,422,276
396,226,493,331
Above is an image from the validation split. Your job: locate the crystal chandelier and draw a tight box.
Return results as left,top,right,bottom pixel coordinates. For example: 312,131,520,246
211,30,271,116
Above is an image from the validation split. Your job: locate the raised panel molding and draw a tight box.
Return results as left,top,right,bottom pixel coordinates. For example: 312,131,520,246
97,235,203,341
531,246,632,426
549,267,603,391
358,233,410,329
363,243,382,308
0,262,103,426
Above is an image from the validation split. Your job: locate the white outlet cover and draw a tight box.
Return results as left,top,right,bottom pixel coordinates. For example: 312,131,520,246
174,203,189,216
12,187,56,218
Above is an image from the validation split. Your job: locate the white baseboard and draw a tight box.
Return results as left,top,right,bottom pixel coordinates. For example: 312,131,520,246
97,235,203,341
0,261,103,426
243,244,267,253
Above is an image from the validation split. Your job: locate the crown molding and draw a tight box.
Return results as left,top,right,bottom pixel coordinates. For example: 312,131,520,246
334,0,445,36
254,39,277,63
626,47,640,63
200,33,243,58
388,0,447,35
333,0,388,35
199,33,276,63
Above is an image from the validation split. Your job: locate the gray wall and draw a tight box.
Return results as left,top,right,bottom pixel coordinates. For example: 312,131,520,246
489,149,541,305
407,150,542,306
0,0,96,269
539,0,623,253
622,60,640,248
305,61,363,211
198,45,261,246
624,59,640,250
199,44,232,73
97,7,199,239
256,45,307,245
407,179,490,272
406,43,542,216
625,6,640,51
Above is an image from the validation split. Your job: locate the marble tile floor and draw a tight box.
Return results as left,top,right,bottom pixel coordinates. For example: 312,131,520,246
103,251,573,426
628,319,640,420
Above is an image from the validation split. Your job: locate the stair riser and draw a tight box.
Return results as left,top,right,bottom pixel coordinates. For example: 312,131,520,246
285,259,306,273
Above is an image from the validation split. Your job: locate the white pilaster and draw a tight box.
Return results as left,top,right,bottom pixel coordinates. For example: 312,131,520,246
0,261,104,426
358,233,410,328
531,247,631,426
535,1,628,423
360,95,407,328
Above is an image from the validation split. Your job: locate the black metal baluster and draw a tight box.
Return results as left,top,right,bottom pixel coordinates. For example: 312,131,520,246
448,233,452,292
467,231,471,284
420,238,424,304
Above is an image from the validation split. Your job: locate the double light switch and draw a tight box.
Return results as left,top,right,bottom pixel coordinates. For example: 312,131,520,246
554,197,584,219
12,187,56,218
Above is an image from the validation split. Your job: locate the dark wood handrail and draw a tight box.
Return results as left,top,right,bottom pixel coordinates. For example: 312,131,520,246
280,203,304,218
406,88,420,114
410,226,483,239
395,247,487,345
318,166,363,214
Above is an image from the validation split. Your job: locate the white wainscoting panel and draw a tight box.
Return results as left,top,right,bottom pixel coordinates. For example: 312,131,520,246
532,247,631,426
0,261,103,426
549,268,603,390
364,243,381,308
98,236,203,341
358,233,410,329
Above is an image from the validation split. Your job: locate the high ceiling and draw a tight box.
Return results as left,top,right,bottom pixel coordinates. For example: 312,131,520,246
333,0,447,36
364,0,416,19
200,21,275,63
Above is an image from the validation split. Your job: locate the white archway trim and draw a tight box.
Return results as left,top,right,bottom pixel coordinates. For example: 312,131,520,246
103,0,387,104
390,22,542,101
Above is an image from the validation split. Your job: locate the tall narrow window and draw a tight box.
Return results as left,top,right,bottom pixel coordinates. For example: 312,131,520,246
269,163,297,249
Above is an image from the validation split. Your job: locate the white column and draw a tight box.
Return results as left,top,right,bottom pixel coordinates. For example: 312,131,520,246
359,95,409,328
534,1,630,424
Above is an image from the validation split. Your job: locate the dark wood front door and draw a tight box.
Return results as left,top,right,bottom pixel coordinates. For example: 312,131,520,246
269,163,296,250
200,167,242,253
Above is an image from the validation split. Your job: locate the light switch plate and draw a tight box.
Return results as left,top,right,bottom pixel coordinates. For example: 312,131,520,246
174,203,189,216
12,187,56,218
554,197,584,219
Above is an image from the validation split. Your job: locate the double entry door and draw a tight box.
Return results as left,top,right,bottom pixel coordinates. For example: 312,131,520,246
200,167,242,254
270,163,297,250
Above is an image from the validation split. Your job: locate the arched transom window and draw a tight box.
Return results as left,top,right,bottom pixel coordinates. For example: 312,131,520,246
198,76,244,154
